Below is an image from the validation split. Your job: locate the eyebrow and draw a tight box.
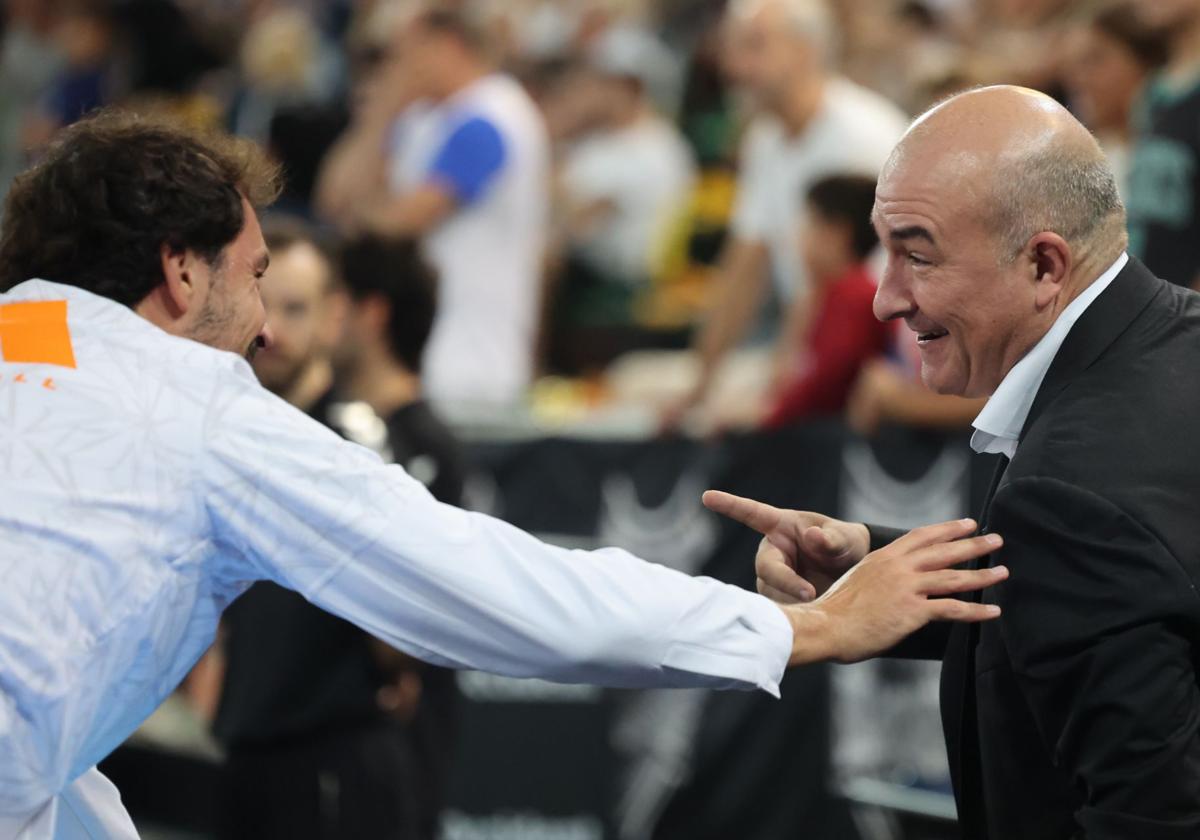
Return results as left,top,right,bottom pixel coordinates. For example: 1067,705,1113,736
885,225,937,246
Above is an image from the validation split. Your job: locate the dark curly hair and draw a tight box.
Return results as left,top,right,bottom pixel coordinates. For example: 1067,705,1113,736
0,108,282,306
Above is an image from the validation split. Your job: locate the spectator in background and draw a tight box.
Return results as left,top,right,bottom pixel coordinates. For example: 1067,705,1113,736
663,0,908,429
1061,3,1166,202
0,0,63,196
1126,0,1200,289
335,236,469,840
22,0,117,151
560,27,695,290
229,6,343,146
761,175,890,428
548,28,696,371
335,236,469,527
316,6,549,412
214,220,421,840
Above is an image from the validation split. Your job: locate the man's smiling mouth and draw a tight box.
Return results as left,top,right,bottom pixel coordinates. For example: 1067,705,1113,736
917,328,949,345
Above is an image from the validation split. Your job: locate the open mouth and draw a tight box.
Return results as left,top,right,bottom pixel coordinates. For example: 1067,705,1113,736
916,328,949,345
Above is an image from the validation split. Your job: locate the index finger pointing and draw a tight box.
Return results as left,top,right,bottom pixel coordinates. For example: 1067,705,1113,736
702,490,784,535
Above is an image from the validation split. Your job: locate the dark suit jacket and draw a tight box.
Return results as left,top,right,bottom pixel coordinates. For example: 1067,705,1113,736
869,257,1200,839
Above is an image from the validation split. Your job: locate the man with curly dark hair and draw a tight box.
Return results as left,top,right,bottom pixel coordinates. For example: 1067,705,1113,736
0,110,281,357
0,109,1005,838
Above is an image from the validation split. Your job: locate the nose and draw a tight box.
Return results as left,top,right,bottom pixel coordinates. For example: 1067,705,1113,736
873,258,914,323
257,321,275,351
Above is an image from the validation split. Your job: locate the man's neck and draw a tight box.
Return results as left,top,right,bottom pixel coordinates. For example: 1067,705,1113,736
280,358,334,414
778,75,826,136
344,352,422,419
1060,244,1126,314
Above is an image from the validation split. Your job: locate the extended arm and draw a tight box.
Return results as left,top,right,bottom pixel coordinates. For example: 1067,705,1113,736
204,376,794,694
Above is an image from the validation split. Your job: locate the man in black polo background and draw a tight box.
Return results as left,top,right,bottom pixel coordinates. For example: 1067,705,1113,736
333,235,469,840
215,221,453,840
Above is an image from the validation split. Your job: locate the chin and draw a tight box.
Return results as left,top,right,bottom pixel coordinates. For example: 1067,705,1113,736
920,366,967,397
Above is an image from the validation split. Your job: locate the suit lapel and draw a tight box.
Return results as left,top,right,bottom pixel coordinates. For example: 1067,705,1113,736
942,453,1008,837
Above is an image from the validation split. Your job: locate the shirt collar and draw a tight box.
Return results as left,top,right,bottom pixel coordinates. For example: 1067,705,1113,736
970,252,1128,459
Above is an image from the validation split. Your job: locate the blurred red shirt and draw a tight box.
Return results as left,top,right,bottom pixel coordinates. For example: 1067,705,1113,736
762,263,891,428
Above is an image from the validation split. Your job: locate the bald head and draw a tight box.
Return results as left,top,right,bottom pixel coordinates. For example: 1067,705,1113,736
729,0,834,44
885,85,1125,262
724,0,840,88
871,86,1130,398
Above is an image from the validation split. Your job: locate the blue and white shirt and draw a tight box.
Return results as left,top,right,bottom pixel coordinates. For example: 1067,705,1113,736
388,74,549,408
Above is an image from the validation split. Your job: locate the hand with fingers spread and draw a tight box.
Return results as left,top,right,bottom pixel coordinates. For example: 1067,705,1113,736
703,491,1007,665
702,490,871,603
788,518,1007,664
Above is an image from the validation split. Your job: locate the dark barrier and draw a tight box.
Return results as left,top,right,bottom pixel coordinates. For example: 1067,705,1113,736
444,423,1001,840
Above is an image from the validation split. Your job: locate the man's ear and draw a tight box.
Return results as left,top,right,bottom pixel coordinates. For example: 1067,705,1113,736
1027,232,1072,310
159,242,197,317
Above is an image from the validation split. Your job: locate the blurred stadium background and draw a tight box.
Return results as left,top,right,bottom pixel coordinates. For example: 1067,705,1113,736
1,0,1191,838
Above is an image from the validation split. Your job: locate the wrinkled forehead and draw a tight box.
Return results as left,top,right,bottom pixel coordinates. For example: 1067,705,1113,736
877,144,993,211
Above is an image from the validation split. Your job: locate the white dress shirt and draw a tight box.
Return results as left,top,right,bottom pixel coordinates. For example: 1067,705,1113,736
971,253,1129,459
0,280,792,838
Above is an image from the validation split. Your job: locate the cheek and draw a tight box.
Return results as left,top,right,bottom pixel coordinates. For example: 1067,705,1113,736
242,287,267,338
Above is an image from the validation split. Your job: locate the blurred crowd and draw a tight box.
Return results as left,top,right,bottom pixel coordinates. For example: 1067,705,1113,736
1,0,1194,436
4,0,1199,836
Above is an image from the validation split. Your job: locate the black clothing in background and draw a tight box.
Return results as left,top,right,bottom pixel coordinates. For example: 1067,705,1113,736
871,257,1200,839
381,398,467,840
385,399,467,511
214,389,395,747
215,391,467,840
218,724,415,840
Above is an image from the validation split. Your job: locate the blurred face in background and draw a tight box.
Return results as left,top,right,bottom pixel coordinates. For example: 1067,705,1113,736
334,291,387,375
800,205,854,284
53,7,112,68
1140,0,1200,31
988,0,1072,25
1063,25,1151,134
391,18,466,101
722,2,820,113
252,240,342,395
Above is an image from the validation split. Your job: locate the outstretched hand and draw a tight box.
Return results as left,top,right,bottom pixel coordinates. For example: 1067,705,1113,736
800,518,1006,663
703,491,1007,665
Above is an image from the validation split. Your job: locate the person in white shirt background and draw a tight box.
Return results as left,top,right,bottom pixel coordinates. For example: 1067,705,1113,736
542,23,698,372
316,7,548,414
0,110,1007,839
557,25,696,292
663,0,910,430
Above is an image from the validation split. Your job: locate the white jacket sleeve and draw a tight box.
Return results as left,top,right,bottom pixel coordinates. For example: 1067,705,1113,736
202,366,792,695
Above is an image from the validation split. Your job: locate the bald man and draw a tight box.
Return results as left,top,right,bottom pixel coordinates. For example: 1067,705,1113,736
708,86,1200,839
